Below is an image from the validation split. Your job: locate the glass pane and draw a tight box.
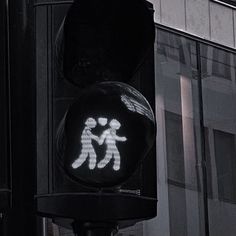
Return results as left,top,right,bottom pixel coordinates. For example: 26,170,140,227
200,44,236,236
143,29,205,236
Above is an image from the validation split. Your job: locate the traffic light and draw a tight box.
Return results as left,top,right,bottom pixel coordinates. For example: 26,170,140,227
59,81,155,187
0,0,11,212
35,0,157,233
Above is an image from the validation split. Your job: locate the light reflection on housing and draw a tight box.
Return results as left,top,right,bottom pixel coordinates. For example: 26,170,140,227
121,95,154,121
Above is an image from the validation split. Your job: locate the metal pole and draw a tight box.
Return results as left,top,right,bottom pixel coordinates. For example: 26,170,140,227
0,213,7,236
196,42,210,236
0,213,3,236
72,222,118,236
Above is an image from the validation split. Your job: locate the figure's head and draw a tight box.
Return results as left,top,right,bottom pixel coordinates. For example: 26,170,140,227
109,119,121,130
98,117,108,126
85,117,97,128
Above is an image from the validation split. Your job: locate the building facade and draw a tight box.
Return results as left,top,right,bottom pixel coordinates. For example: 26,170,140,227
152,0,236,49
142,0,236,236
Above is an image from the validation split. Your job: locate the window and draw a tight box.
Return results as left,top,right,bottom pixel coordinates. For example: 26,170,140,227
145,27,236,236
201,44,233,80
155,29,204,236
165,111,185,186
214,130,236,203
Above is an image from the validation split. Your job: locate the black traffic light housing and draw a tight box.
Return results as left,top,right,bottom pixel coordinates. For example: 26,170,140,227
61,0,155,86
35,0,157,233
60,82,156,188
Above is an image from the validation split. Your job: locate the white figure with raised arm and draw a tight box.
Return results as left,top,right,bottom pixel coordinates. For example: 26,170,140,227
72,117,99,170
97,119,127,171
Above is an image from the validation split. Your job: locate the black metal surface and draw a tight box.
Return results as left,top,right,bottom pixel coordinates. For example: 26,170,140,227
72,222,118,236
36,193,157,221
5,0,38,235
0,0,11,212
34,0,74,6
0,214,8,236
35,0,157,228
62,0,155,87
0,191,11,212
196,43,210,236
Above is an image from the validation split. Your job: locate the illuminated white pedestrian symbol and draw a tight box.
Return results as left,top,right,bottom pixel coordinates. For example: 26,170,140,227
71,118,127,171
97,119,127,171
98,117,108,126
72,118,99,170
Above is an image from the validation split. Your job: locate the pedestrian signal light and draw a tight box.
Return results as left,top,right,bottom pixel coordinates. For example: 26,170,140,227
57,82,155,187
35,0,157,230
71,117,127,171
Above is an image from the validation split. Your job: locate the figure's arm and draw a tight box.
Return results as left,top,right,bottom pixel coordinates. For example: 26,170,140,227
114,135,127,142
86,130,99,142
91,134,99,142
98,131,108,145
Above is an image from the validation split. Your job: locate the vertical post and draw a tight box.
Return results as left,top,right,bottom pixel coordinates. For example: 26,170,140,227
196,42,210,236
0,213,7,236
5,0,38,235
0,213,4,236
72,222,117,236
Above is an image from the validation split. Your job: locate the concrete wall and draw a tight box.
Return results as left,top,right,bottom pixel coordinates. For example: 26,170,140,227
149,0,236,48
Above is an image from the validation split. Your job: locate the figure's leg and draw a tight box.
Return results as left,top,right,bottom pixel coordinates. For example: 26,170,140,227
113,147,121,171
97,149,112,169
72,148,88,169
88,148,97,170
